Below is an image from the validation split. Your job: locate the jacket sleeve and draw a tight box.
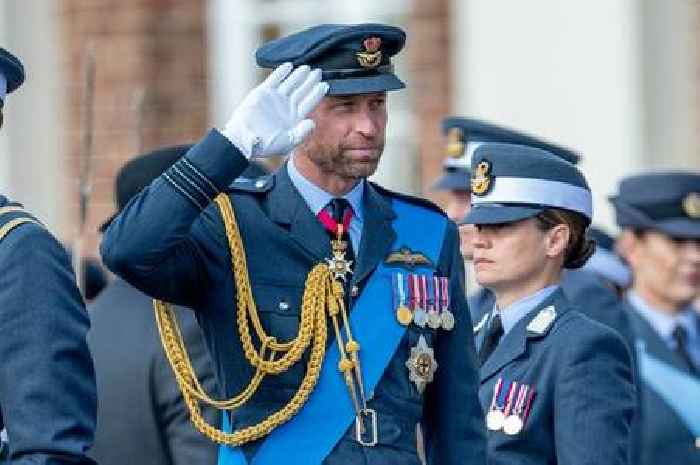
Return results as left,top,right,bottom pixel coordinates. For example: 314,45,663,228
0,224,97,465
424,221,487,465
154,308,220,465
554,322,635,465
100,130,250,307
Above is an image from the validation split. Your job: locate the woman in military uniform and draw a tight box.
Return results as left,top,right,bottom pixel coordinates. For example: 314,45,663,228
463,143,635,465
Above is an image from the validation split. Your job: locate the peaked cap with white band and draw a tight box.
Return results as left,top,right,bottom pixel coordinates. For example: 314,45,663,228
432,117,580,192
462,143,592,225
610,172,700,239
0,47,25,104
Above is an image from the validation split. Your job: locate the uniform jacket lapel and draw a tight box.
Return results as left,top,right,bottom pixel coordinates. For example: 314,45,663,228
267,165,331,262
480,289,568,383
351,182,396,287
625,300,693,373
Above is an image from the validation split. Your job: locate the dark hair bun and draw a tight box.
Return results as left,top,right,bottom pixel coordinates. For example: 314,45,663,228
564,237,596,269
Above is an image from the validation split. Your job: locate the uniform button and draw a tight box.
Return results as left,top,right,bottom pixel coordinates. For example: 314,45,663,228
255,179,266,188
278,301,290,311
351,285,359,297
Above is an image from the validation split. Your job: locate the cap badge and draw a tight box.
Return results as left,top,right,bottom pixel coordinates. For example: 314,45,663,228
445,127,465,158
682,192,700,219
357,37,382,68
471,160,492,196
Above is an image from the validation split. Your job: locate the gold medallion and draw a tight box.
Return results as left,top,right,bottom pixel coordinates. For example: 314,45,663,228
683,192,700,219
471,160,492,196
396,305,413,326
445,127,465,158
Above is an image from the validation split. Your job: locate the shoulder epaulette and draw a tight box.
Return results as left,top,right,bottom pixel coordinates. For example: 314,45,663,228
227,175,275,194
0,204,43,243
370,182,447,217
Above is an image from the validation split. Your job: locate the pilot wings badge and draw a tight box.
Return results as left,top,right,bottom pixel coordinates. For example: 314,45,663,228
384,247,433,270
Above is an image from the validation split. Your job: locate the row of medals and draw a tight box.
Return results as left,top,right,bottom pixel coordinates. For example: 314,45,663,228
394,274,455,331
486,378,536,436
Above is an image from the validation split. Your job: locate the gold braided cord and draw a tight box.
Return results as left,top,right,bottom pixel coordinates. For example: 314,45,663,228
154,193,339,446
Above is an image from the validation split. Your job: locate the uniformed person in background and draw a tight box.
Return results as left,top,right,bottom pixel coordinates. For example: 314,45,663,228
611,173,700,465
449,119,636,355
432,117,580,270
0,48,97,464
463,143,635,464
88,145,230,465
101,24,486,465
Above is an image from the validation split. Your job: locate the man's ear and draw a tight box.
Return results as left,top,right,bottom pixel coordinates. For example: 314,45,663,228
544,223,570,260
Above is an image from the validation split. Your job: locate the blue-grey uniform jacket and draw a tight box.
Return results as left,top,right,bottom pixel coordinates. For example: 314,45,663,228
626,300,700,465
88,278,219,465
100,130,487,465
475,289,635,465
0,195,97,465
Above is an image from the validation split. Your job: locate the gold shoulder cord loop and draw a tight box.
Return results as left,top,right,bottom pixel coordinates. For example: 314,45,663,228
154,193,338,446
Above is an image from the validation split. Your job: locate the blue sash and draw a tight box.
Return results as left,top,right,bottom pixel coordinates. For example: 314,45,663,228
219,198,447,465
637,342,700,435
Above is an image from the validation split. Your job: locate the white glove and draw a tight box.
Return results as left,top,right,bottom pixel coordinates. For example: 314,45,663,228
222,62,329,159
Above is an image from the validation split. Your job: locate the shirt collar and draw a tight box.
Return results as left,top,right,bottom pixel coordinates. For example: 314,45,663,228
494,285,559,335
287,155,364,220
628,291,697,341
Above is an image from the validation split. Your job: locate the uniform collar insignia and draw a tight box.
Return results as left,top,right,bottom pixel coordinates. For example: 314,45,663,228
526,305,557,335
474,312,489,334
384,246,433,269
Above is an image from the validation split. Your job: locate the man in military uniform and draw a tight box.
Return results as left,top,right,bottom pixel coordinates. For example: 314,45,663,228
0,48,97,464
101,24,486,465
611,173,700,464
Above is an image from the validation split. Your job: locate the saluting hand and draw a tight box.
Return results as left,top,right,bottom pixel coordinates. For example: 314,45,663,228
223,63,329,158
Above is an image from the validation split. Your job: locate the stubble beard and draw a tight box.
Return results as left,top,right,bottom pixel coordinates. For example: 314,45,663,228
297,135,385,181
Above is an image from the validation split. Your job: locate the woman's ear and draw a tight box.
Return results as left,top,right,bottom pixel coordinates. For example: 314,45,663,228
544,223,570,259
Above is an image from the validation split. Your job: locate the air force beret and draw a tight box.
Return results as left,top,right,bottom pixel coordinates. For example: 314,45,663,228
256,23,405,96
610,172,700,239
462,143,592,225
0,48,25,103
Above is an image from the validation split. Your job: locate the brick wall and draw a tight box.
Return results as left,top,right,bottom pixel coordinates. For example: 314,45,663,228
409,0,452,206
60,0,207,257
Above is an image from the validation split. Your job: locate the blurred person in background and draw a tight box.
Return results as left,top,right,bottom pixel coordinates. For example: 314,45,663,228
612,173,700,465
0,47,97,465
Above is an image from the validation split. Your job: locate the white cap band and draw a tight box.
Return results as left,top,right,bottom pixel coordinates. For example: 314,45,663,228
472,176,593,219
0,72,7,102
444,141,483,170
